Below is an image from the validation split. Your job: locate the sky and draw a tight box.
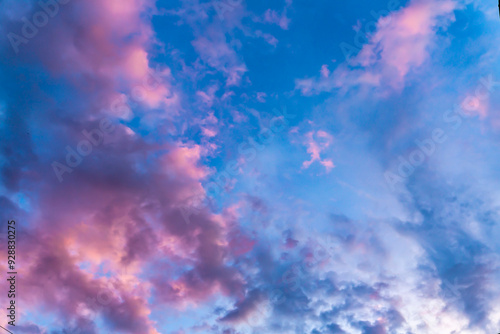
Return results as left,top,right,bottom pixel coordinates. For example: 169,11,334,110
1,0,500,333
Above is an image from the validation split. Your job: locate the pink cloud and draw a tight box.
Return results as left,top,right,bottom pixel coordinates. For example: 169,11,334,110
357,0,457,80
201,127,218,138
6,0,179,116
163,144,211,181
320,64,330,78
15,133,250,331
196,85,219,107
1,0,253,331
461,94,489,119
302,130,335,172
256,92,267,102
296,0,459,94
192,34,247,86
254,30,279,46
262,9,291,30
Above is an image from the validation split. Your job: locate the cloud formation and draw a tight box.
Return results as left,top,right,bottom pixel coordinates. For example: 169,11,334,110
2,0,500,333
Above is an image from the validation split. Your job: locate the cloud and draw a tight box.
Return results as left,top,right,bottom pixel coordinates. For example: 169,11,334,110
296,0,459,94
262,9,291,30
192,34,247,86
0,0,252,332
219,289,265,323
3,0,500,333
302,130,335,172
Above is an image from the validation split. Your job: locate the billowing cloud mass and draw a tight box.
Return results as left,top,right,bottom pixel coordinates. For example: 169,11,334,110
1,0,500,333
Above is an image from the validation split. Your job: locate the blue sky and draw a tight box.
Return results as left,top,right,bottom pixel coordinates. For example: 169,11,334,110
1,0,500,333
